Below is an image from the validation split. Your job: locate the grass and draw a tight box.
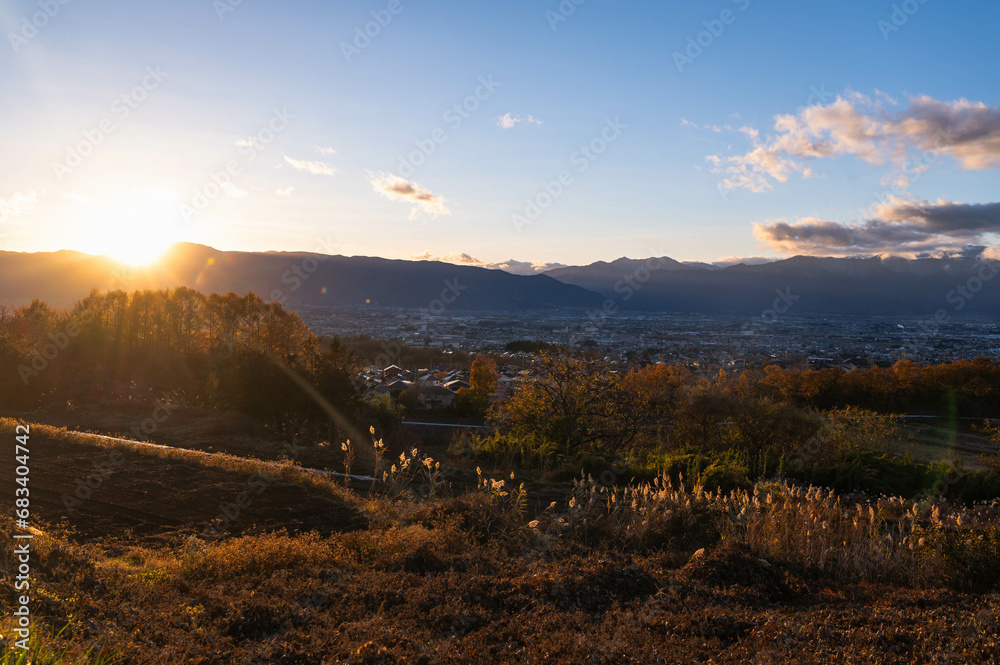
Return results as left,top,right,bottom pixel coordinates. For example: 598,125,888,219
4,466,999,662
4,416,1000,662
0,622,118,665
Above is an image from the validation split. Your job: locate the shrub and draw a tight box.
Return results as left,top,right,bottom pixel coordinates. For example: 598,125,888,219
460,432,560,471
0,622,119,665
183,532,336,580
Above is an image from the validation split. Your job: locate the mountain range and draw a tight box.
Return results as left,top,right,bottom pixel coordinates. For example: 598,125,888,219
1,243,997,317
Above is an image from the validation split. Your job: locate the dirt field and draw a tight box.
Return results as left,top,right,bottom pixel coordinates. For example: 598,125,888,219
0,427,366,545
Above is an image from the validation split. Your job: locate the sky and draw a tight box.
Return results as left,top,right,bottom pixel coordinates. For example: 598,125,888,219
1,0,999,271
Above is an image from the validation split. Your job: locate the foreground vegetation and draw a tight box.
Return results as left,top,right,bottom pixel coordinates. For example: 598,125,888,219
2,419,999,663
3,290,1000,661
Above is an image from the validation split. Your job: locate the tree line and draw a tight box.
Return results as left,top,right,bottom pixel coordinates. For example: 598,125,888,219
482,352,1000,497
0,288,387,441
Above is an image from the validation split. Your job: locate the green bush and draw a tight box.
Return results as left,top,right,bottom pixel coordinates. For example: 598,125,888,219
655,450,749,492
798,451,928,497
699,458,752,493
931,526,1000,591
463,432,560,470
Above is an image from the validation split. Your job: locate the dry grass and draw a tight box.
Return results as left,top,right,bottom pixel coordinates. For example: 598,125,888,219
3,417,999,662
529,472,1000,589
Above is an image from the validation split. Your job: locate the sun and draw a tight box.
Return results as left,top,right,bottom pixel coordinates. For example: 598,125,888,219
83,198,179,266
101,228,174,266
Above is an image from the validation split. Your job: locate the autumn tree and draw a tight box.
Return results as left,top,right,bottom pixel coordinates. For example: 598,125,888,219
490,353,690,452
456,354,500,416
470,354,499,397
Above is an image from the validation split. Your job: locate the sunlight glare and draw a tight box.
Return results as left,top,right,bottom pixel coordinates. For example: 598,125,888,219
82,198,179,266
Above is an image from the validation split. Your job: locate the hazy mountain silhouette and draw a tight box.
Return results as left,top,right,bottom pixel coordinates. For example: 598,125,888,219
0,243,603,311
2,244,997,316
544,255,1000,316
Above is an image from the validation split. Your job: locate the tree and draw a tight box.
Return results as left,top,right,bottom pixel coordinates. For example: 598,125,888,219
470,354,499,397
489,353,687,452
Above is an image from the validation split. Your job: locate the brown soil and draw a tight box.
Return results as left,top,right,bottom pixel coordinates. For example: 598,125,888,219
1,429,366,544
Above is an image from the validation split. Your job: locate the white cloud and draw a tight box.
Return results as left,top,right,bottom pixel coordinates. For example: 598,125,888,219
411,251,567,274
0,191,38,221
711,256,777,268
497,113,543,129
62,192,89,203
491,259,568,274
234,138,254,148
314,146,337,156
710,93,1000,193
275,186,295,197
283,154,337,176
370,173,450,216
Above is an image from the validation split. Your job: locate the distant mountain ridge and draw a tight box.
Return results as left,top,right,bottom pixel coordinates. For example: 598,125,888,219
543,254,1000,316
0,243,602,311
1,243,997,316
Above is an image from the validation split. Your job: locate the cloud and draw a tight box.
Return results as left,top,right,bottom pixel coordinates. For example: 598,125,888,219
710,93,1000,192
0,191,38,220
411,251,567,274
497,113,543,129
711,255,777,268
895,96,1000,170
491,259,568,275
371,173,450,216
221,182,247,198
283,154,337,176
683,119,758,138
62,192,89,203
754,197,1000,257
314,146,337,156
234,138,254,148
275,186,295,197
413,251,481,264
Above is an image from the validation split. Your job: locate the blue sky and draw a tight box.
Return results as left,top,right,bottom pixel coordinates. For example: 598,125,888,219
1,0,998,269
